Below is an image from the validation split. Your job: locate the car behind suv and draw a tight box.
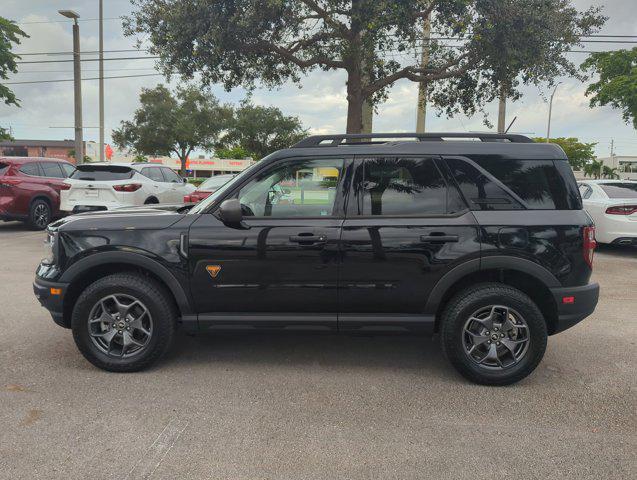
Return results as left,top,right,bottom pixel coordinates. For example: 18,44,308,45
0,156,76,229
33,133,599,385
61,162,195,213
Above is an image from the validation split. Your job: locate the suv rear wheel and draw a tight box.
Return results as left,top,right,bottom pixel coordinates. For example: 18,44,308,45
71,273,176,372
28,199,51,230
440,283,547,386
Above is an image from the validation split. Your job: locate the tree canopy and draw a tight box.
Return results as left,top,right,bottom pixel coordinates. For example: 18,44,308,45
0,17,28,140
581,47,637,129
218,101,307,160
112,84,232,175
125,0,605,133
533,137,596,170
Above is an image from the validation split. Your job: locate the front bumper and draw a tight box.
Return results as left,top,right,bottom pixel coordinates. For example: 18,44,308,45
33,277,70,328
549,283,600,334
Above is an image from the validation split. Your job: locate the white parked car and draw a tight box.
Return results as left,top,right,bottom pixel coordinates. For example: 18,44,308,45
60,163,195,213
578,179,637,245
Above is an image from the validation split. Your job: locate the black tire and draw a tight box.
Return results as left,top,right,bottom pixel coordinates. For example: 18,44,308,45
28,198,51,230
144,197,159,204
71,273,176,372
440,283,547,386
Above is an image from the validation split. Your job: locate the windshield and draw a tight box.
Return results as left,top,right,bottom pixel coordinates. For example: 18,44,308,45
188,162,261,214
599,183,637,199
199,175,234,190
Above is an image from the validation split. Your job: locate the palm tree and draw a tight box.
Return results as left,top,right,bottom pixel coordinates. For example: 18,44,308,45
602,166,620,179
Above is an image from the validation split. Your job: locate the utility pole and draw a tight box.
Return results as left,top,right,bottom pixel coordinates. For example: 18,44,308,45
98,0,105,162
59,10,83,164
416,15,431,133
497,87,506,133
546,82,562,142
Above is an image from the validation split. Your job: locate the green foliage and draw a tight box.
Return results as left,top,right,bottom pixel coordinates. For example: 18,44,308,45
112,84,232,175
125,0,605,132
132,154,148,163
581,47,637,129
218,100,307,160
68,149,92,163
533,137,596,170
215,145,251,160
0,126,12,141
0,17,27,107
583,160,618,179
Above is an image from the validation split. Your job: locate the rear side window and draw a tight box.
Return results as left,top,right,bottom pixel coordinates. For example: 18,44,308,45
599,183,637,198
161,167,182,183
40,162,65,178
447,157,580,210
355,157,448,216
70,165,133,181
0,162,9,176
60,164,76,177
140,167,164,182
19,163,41,176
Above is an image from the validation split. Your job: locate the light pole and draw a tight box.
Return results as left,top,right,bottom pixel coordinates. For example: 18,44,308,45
59,10,83,164
546,82,561,143
98,0,104,163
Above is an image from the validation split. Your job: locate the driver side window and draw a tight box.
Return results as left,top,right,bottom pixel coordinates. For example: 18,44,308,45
236,158,344,217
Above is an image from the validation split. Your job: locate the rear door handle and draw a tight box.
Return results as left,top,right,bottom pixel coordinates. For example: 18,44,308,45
289,234,327,244
420,234,459,243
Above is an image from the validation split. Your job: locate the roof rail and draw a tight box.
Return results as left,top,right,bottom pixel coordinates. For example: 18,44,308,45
292,132,534,148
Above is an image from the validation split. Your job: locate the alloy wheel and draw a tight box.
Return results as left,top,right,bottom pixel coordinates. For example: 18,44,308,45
462,305,530,370
88,294,153,358
33,203,50,228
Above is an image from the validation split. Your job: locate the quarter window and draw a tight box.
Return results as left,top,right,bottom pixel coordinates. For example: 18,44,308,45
19,163,41,176
236,158,344,217
355,157,448,216
60,163,76,177
141,167,164,183
161,167,182,183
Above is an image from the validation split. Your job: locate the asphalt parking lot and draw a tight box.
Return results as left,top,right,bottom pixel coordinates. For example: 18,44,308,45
0,221,635,480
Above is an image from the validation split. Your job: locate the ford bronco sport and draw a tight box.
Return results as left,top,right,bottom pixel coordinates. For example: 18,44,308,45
33,133,600,385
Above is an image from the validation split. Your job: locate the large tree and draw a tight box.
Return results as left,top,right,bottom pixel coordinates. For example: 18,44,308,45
112,84,232,175
125,0,605,134
533,137,596,170
218,100,308,160
0,17,28,140
581,47,637,129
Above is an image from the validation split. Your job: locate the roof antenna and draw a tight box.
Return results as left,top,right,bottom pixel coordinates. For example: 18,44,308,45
504,116,517,134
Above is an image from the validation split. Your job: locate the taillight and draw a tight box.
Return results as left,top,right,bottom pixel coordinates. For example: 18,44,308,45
59,183,71,190
583,226,596,269
0,178,19,188
113,183,142,192
605,205,637,215
183,195,191,203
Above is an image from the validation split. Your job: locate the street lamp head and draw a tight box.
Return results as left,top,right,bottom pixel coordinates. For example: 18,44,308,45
58,10,80,20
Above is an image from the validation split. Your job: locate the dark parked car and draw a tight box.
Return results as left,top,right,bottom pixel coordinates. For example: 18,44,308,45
0,157,75,229
33,133,599,385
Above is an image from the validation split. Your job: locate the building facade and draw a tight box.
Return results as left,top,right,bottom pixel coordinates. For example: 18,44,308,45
0,139,79,163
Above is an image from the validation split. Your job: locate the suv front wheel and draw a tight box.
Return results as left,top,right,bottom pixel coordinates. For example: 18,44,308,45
71,273,176,372
440,283,548,386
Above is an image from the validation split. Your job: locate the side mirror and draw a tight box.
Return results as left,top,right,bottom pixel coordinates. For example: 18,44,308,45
182,177,188,183
218,198,243,225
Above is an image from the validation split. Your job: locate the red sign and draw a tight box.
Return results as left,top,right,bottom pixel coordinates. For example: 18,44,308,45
105,144,113,160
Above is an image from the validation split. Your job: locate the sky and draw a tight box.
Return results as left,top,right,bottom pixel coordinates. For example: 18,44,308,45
1,0,636,158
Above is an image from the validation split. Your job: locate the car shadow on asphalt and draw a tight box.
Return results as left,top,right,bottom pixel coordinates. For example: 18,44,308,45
166,331,455,379
596,244,637,258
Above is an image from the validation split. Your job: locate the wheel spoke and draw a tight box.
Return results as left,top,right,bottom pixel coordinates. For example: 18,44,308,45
469,316,493,331
478,343,503,367
501,337,526,356
466,330,490,347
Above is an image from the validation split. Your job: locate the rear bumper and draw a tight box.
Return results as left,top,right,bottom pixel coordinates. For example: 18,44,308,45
33,277,70,328
549,283,599,334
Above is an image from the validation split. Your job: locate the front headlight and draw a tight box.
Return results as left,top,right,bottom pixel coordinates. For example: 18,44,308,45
42,231,58,265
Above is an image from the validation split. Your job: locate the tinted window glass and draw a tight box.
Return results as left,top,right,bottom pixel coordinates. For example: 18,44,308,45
40,162,64,178
237,158,343,217
161,167,181,183
70,165,133,181
470,157,577,210
60,163,76,177
446,157,523,211
140,167,164,182
0,162,9,176
356,157,447,216
199,175,233,190
599,183,637,198
19,162,41,176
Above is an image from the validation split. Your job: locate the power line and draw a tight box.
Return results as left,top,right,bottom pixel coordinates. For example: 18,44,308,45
16,56,159,65
16,49,148,56
17,17,120,25
4,73,163,85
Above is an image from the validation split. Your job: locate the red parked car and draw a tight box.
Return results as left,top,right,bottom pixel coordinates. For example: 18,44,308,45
183,173,234,203
0,157,76,229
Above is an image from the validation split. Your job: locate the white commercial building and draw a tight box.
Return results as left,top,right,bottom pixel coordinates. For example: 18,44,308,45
598,155,637,180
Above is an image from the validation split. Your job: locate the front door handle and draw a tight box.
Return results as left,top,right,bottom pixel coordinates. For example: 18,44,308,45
289,234,327,244
420,234,459,243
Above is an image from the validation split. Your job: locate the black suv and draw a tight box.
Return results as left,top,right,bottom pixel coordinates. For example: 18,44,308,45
33,133,599,385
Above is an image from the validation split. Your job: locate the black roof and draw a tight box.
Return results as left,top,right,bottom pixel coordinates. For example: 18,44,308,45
273,133,567,161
